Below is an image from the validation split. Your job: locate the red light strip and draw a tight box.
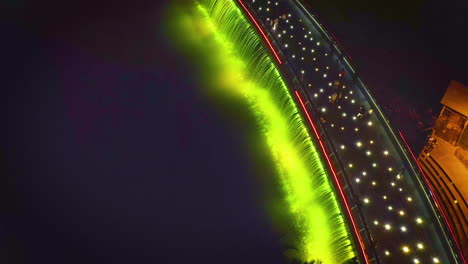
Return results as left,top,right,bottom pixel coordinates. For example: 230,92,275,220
295,90,370,264
398,131,467,264
237,0,283,64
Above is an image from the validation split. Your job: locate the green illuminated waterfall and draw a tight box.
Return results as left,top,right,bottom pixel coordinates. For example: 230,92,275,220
166,0,356,262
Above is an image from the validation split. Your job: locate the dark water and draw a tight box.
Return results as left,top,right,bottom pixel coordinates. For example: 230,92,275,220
1,1,287,263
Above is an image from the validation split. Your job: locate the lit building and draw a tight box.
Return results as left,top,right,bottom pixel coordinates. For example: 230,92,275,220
418,80,468,260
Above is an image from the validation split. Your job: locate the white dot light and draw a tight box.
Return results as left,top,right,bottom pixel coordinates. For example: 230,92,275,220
417,243,424,249
416,217,423,224
401,226,407,232
433,258,440,263
384,224,391,230
402,246,410,253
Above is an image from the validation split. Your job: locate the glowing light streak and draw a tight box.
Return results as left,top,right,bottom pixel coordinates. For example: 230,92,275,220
171,0,356,262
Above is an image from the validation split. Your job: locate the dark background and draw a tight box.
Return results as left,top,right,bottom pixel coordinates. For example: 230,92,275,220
1,0,467,263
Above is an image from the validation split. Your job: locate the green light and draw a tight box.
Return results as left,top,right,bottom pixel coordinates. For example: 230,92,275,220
167,0,355,262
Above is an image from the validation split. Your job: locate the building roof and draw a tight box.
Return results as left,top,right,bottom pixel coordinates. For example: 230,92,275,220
441,80,468,117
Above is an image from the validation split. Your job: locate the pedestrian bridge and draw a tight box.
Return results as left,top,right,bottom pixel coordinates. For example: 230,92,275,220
237,0,466,263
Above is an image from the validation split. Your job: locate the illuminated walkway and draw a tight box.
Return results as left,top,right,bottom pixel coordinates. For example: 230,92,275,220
239,0,466,263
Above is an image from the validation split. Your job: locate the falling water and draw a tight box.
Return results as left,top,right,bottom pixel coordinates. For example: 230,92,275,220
166,0,356,263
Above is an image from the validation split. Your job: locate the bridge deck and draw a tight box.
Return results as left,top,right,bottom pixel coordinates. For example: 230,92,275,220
240,0,466,263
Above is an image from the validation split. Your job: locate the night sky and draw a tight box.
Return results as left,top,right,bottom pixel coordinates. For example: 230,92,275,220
1,0,467,263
